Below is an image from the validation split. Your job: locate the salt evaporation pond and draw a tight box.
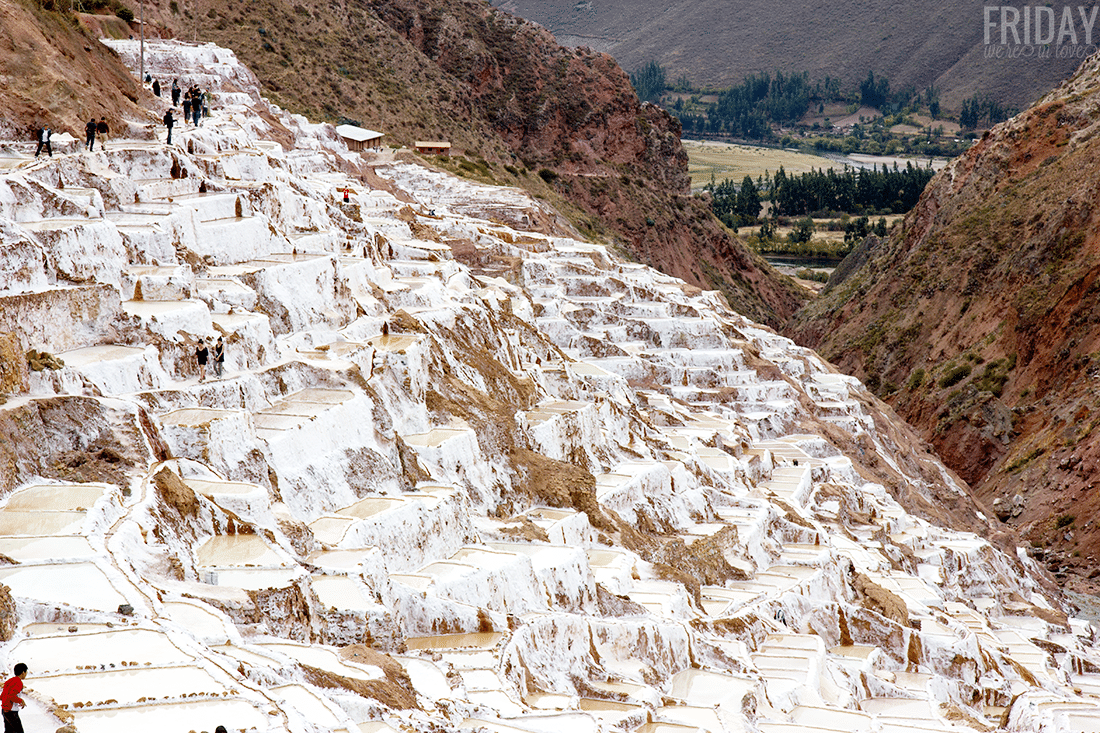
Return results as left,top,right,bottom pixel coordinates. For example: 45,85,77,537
666,668,756,707
33,664,232,705
161,601,230,640
0,536,97,561
69,697,266,733
272,683,347,728
196,535,287,567
313,575,378,612
0,511,86,536
5,483,109,510
0,563,129,613
12,629,193,671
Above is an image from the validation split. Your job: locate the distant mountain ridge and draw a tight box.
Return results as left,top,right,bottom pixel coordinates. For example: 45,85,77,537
492,0,1085,110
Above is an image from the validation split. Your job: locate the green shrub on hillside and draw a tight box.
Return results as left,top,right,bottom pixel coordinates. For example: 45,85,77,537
906,368,926,391
938,362,972,388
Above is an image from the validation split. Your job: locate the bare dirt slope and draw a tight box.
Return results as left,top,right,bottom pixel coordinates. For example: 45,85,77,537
0,0,150,139
494,0,1083,110
784,51,1100,591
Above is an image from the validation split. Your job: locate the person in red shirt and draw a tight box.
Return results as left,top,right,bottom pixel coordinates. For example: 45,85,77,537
1,663,27,733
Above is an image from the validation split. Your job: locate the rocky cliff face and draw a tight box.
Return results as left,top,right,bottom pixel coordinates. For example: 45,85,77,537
785,52,1100,591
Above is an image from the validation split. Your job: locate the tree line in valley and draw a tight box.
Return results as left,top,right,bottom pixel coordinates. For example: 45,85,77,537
706,163,935,230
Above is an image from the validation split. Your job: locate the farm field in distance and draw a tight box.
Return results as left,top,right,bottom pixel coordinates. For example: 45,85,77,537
684,139,954,191
684,140,833,190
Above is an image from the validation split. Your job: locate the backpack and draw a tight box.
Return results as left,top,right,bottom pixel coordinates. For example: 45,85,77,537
163,111,173,126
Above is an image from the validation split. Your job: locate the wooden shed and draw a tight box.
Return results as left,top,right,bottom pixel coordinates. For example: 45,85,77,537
335,124,384,152
414,141,452,155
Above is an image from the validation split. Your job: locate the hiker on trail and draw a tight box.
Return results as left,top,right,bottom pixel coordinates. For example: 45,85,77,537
163,108,175,145
34,126,52,158
84,118,97,151
171,79,181,106
192,89,203,126
195,338,209,382
182,92,192,125
342,186,351,204
213,336,225,378
2,663,28,733
96,117,109,150
152,78,161,97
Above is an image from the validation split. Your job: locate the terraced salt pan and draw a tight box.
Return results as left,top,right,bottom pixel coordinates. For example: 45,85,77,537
121,299,213,339
635,722,702,733
184,478,263,497
33,664,232,706
196,534,289,567
69,697,266,733
160,407,243,427
405,632,504,651
272,683,348,728
6,482,110,511
308,547,378,572
0,512,83,537
0,536,96,561
312,575,380,612
0,562,130,612
309,515,358,545
161,601,230,641
11,628,193,672
654,704,724,731
789,705,873,732
666,668,755,708
212,643,282,669
400,656,453,700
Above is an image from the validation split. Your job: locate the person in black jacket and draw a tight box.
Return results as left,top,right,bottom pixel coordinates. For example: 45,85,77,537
152,78,161,96
195,338,209,382
84,118,97,151
96,118,109,150
34,126,52,158
163,109,175,145
171,79,181,107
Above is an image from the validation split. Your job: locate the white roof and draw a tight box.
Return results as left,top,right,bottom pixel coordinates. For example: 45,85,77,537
335,124,383,142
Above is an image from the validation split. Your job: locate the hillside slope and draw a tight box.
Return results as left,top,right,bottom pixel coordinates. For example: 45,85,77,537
0,0,148,138
493,0,1083,110
139,0,807,325
784,52,1100,590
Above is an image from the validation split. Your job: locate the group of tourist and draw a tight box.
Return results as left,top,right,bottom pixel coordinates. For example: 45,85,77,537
194,336,226,382
33,73,212,156
157,77,209,145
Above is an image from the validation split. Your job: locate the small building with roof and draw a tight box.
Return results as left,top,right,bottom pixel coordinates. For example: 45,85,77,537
415,141,451,155
335,124,384,152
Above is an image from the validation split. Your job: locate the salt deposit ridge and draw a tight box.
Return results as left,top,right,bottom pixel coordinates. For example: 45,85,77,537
0,39,1098,733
